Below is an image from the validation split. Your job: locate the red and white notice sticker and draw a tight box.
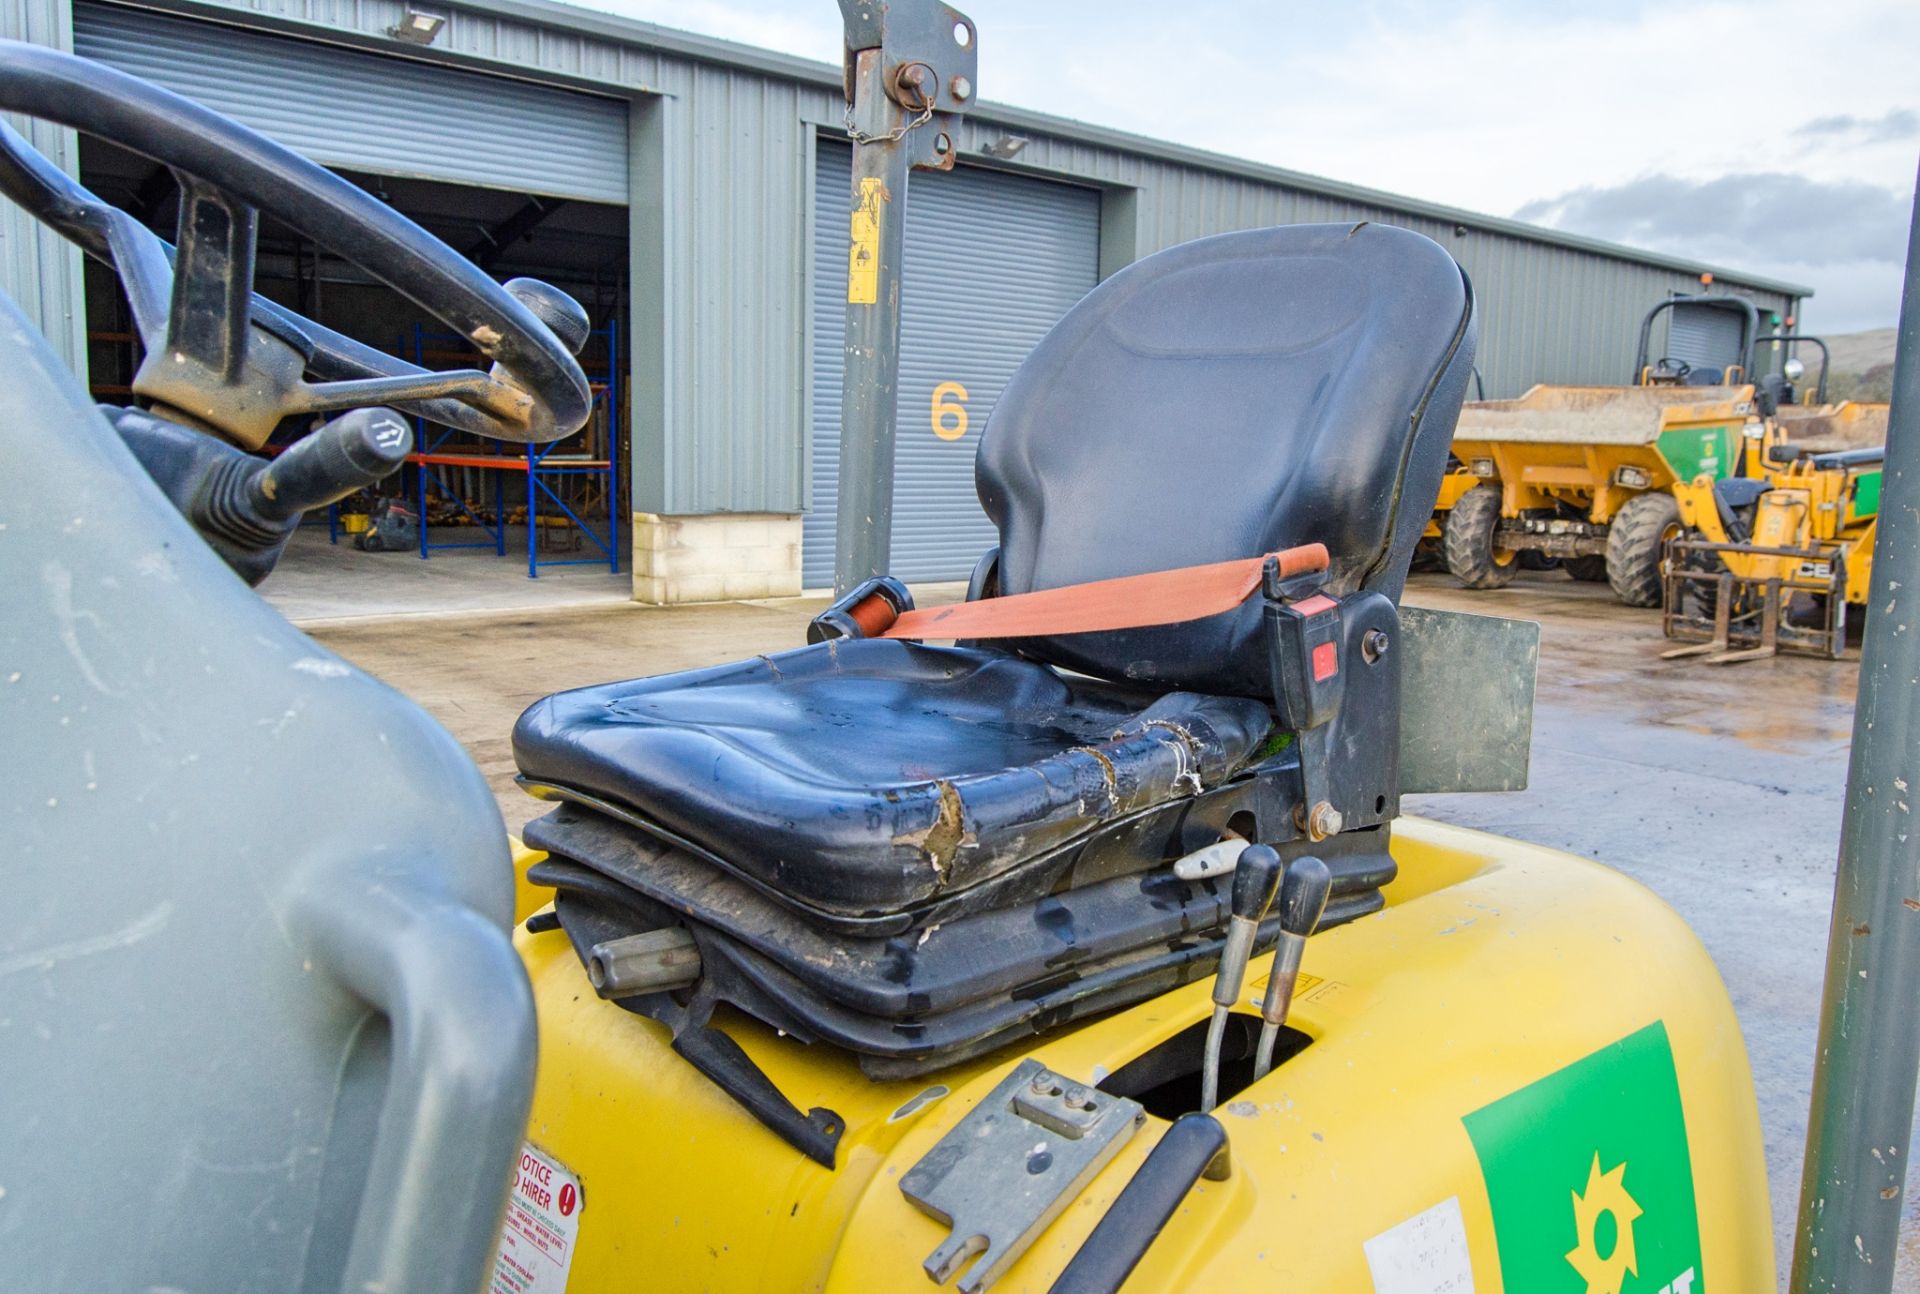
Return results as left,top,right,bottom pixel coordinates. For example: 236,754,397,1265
490,1142,584,1294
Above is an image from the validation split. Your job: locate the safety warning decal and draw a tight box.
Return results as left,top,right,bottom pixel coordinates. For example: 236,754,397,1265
847,176,885,305
1246,968,1365,1014
490,1142,583,1294
1462,1021,1702,1294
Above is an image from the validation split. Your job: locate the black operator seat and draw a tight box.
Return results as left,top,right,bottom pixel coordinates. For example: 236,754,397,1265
513,223,1477,923
1712,477,1772,542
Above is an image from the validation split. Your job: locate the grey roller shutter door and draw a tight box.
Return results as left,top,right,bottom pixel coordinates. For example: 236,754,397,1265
807,140,1100,586
1665,301,1746,372
73,4,628,203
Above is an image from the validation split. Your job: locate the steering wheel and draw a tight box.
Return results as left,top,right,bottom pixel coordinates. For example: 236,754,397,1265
1650,357,1692,383
0,39,591,449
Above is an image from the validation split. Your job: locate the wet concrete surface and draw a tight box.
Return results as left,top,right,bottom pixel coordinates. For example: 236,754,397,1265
306,569,1914,1287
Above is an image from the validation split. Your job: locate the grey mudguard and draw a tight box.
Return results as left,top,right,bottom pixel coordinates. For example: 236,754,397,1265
0,288,536,1293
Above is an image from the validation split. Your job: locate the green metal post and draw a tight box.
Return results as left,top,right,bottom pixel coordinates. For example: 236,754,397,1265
1790,162,1920,1293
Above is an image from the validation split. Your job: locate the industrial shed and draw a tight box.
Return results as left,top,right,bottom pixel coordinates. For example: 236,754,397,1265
1,0,1812,596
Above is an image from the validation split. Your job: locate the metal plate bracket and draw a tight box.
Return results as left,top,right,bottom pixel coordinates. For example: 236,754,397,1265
900,1059,1144,1292
1397,605,1540,793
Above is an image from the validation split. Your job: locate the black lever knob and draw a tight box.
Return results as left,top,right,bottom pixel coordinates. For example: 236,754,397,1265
1200,844,1284,1116
1230,844,1285,924
1251,854,1333,1083
1213,845,1283,1011
505,277,591,356
1277,854,1333,940
250,407,412,522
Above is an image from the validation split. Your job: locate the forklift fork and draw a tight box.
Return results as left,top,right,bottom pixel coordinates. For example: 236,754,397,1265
1662,538,1847,663
1701,579,1783,664
1661,570,1737,660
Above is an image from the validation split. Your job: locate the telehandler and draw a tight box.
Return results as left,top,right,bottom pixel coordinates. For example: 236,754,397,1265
1662,442,1884,661
3,6,1917,1293
1658,335,1891,661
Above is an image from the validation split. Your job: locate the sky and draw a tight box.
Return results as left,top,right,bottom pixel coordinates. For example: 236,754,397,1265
567,0,1919,335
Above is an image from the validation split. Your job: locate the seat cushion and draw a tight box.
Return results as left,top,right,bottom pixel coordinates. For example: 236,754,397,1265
512,638,1273,919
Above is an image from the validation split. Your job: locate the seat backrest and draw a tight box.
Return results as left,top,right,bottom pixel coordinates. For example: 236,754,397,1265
976,222,1476,699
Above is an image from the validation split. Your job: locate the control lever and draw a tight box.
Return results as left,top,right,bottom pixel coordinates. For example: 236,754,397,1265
1200,844,1282,1114
253,407,413,520
1252,855,1332,1082
107,404,412,585
1047,1113,1228,1294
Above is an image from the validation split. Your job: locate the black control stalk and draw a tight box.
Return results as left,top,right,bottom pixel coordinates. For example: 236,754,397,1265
1200,844,1282,1114
1253,855,1332,1081
251,407,412,521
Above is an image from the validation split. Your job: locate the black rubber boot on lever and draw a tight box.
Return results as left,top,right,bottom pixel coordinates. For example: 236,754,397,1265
107,404,413,585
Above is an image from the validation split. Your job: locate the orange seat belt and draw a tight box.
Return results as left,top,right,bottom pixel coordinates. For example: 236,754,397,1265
863,543,1330,640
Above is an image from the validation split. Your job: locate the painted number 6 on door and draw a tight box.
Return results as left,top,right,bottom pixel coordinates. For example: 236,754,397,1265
931,381,969,441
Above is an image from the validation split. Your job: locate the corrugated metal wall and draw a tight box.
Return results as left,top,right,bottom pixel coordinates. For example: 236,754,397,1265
74,4,630,201
0,0,85,374
805,141,1100,585
644,61,814,518
975,138,1800,399
11,0,1805,523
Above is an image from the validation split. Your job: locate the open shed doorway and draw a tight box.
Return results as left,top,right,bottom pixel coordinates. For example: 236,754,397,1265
78,138,632,617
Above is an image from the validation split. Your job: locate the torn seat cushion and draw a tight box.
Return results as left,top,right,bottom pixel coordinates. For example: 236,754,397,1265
512,638,1273,919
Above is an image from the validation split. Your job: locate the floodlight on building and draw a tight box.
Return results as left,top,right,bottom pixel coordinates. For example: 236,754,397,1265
389,7,446,44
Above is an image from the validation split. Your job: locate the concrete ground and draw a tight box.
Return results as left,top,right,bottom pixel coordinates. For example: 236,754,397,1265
294,558,1916,1286
264,519,632,624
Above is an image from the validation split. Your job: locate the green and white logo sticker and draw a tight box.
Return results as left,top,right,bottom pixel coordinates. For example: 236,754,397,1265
1462,1021,1703,1294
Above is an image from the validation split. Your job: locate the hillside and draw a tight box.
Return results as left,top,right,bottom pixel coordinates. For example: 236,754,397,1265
1813,327,1897,402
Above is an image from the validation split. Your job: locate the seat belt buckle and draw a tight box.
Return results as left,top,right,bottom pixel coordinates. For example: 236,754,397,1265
1263,558,1344,732
807,576,915,644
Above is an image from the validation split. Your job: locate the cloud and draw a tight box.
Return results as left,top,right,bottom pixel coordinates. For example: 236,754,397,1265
1793,108,1920,145
1516,173,1912,332
1515,173,1910,266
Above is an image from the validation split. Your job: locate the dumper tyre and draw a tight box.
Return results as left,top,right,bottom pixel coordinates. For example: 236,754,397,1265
1564,555,1608,582
1442,484,1517,590
1606,492,1682,607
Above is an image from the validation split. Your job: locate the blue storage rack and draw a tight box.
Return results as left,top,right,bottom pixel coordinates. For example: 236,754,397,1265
404,320,621,578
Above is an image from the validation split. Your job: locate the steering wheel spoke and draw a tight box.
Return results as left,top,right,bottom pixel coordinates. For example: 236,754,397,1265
287,368,532,425
165,174,257,382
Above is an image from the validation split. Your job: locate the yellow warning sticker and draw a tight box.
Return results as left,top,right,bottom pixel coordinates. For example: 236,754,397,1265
847,176,885,304
1245,969,1363,1014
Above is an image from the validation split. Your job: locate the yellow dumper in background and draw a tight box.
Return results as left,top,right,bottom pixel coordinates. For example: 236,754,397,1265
1441,382,1761,605
1774,398,1890,456
1433,294,1769,605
